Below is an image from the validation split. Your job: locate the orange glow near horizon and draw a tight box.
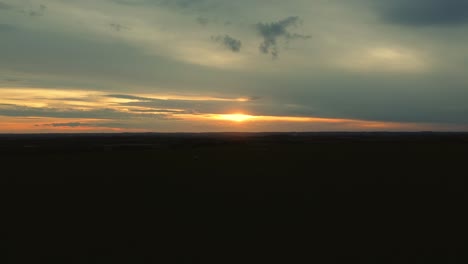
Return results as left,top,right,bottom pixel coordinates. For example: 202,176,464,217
0,117,124,133
213,113,255,122
1,87,462,133
0,114,462,133
173,112,451,131
188,113,355,124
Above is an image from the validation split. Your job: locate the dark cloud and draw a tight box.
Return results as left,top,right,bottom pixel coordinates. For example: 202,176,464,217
0,104,170,119
0,1,12,10
110,23,129,31
256,16,310,58
211,35,242,52
29,11,41,17
26,4,47,17
377,0,468,26
42,122,89,128
196,16,209,26
37,122,126,129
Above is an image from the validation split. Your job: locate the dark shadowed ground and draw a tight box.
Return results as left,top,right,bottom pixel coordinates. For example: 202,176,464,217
1,133,467,263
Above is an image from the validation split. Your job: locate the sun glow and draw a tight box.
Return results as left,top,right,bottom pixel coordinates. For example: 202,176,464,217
214,113,254,122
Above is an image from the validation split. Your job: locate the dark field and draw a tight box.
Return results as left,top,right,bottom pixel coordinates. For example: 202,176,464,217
1,133,467,263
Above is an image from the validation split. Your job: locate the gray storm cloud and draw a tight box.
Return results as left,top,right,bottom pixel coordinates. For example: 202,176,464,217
211,35,242,52
376,0,468,26
256,16,310,58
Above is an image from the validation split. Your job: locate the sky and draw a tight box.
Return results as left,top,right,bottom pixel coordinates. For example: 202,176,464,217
1,0,468,132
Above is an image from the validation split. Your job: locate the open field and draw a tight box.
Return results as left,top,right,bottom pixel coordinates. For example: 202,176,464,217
1,133,467,263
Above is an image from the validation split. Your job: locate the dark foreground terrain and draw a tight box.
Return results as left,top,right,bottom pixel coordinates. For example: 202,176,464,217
1,133,467,263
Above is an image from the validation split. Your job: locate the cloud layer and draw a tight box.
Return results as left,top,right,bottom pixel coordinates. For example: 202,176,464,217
377,0,468,26
0,0,467,132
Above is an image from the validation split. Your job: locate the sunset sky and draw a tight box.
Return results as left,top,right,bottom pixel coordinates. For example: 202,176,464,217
1,0,467,132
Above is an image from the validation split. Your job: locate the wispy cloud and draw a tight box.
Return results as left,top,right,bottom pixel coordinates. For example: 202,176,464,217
0,88,254,121
0,116,127,133
110,23,130,32
40,122,97,128
38,121,125,129
106,93,252,102
211,35,242,52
